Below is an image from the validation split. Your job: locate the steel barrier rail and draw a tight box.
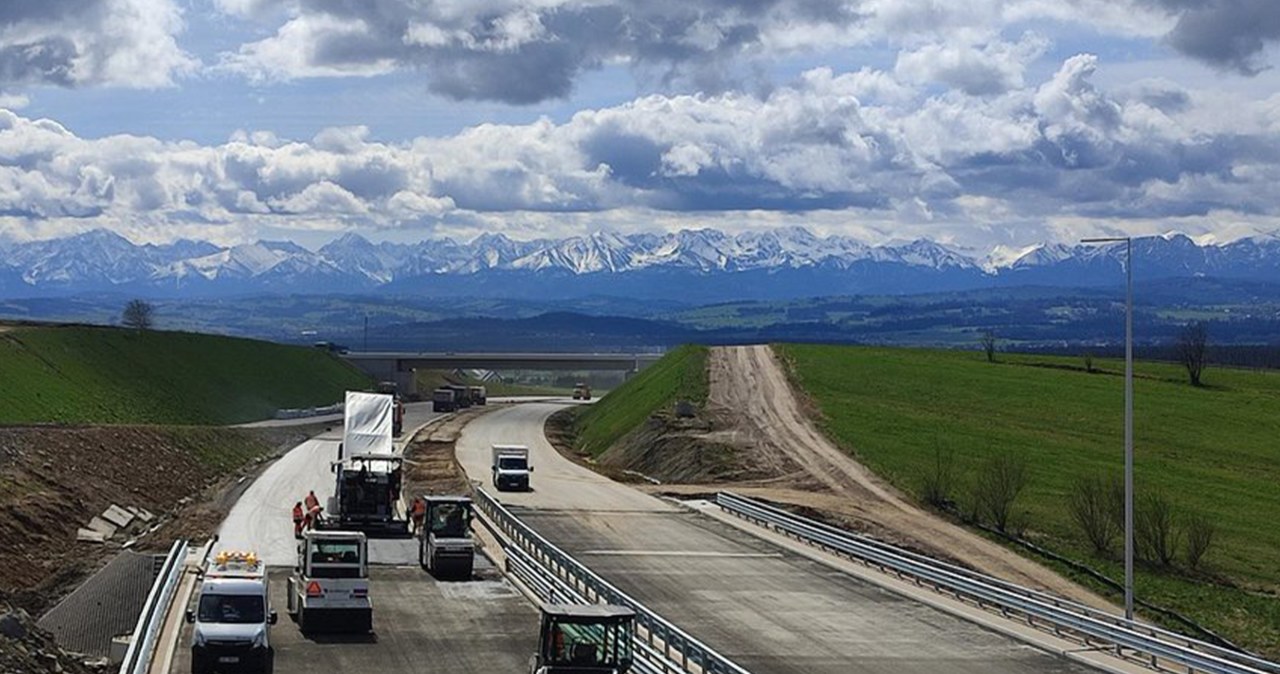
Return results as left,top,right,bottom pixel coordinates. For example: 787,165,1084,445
504,537,683,674
475,488,752,674
716,492,1278,674
119,539,189,674
717,492,1271,672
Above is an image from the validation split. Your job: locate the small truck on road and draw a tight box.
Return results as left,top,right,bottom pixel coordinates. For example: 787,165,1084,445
416,495,475,579
286,530,372,634
491,444,532,491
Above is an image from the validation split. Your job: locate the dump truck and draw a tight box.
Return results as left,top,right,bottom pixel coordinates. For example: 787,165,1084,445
432,386,458,412
491,444,532,491
318,391,409,536
286,530,371,634
416,495,475,579
187,550,277,674
446,383,473,409
468,385,487,406
572,383,592,401
530,604,635,674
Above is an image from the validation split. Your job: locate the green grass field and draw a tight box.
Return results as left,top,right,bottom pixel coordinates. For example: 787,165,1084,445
572,344,708,457
777,343,1280,655
0,324,372,425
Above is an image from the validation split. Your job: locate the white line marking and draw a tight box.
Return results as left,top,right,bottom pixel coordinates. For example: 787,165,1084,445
578,550,783,558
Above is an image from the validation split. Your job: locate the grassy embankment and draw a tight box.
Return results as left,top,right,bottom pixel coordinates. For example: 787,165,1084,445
570,344,709,457
777,343,1280,656
0,324,371,425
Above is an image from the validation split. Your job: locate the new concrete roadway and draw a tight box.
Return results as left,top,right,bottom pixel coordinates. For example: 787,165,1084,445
454,403,1098,674
163,401,539,674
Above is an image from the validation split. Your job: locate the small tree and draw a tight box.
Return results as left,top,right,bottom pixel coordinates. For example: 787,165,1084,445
1176,321,1208,386
1070,473,1121,555
1136,490,1181,566
980,331,997,363
920,442,955,510
1184,512,1216,570
1083,352,1095,373
974,452,1030,533
121,299,154,331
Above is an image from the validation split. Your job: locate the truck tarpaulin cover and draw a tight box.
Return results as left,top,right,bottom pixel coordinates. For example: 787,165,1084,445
343,391,394,457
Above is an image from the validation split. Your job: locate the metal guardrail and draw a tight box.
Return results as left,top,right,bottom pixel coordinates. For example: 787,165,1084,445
475,488,752,674
119,539,189,674
715,492,1280,674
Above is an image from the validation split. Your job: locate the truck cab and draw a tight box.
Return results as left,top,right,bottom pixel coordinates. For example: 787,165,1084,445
572,383,592,401
446,384,473,409
417,495,475,579
187,551,276,674
468,385,487,406
530,604,635,674
492,444,532,491
286,531,372,634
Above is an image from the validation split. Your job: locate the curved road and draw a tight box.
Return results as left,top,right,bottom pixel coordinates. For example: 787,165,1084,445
455,403,1098,674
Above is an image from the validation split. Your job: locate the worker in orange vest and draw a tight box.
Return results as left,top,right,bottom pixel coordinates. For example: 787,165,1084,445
291,502,305,538
410,497,426,536
304,490,322,529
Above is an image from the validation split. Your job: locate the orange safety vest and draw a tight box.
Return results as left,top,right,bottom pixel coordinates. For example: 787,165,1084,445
292,504,304,523
305,493,319,511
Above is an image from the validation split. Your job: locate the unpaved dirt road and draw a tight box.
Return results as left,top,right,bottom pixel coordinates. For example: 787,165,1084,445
701,345,1110,609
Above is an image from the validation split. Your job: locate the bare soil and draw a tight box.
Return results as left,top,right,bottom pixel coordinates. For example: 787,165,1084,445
0,424,316,615
0,603,103,673
592,345,1114,609
402,408,492,497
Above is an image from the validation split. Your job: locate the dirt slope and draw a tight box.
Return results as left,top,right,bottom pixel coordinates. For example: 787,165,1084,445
683,345,1111,608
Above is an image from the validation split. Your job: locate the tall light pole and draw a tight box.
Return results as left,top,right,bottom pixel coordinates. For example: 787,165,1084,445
1082,236,1134,621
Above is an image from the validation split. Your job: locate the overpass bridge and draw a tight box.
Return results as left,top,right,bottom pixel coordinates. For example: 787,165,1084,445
341,351,665,387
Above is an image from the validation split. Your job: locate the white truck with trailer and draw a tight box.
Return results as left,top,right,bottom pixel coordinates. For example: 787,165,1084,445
286,530,372,634
319,391,409,536
186,551,277,674
491,444,533,491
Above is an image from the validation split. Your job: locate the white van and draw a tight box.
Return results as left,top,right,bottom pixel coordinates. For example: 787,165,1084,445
186,551,277,674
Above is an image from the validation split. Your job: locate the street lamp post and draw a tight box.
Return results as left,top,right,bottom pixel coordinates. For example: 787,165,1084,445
1081,236,1134,621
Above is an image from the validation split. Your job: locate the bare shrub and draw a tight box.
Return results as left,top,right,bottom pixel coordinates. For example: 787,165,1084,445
121,299,154,330
980,331,997,363
1136,490,1181,566
1070,473,1121,555
1083,352,1095,373
1177,321,1209,386
1184,512,1216,570
974,452,1030,533
919,443,955,509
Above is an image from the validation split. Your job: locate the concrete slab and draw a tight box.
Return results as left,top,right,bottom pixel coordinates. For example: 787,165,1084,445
76,528,107,543
86,516,118,539
102,504,135,529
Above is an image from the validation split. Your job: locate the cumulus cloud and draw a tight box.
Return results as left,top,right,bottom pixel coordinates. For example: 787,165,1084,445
0,0,196,88
212,0,1182,103
2,54,1280,246
1148,0,1280,75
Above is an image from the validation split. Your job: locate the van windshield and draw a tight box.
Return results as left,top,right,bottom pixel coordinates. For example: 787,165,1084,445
498,457,527,470
198,594,264,624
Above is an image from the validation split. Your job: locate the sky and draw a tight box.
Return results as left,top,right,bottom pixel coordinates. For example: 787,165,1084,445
1,0,1280,253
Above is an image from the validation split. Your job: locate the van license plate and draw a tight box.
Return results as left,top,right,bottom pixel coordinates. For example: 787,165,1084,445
218,656,240,663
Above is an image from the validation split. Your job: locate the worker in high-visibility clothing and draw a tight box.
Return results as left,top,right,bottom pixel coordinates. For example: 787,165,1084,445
292,502,305,538
304,490,322,530
409,497,426,536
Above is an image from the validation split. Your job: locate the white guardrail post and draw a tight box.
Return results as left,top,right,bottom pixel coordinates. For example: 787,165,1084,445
119,539,189,674
714,492,1280,674
475,488,753,674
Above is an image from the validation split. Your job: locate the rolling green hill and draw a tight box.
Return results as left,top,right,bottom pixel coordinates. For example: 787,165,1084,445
778,343,1280,655
572,344,708,457
0,324,372,425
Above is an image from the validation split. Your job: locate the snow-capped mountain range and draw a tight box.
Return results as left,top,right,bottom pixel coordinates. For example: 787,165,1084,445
2,227,1279,301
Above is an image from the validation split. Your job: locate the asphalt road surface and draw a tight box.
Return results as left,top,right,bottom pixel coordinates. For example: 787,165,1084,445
455,403,1097,674
168,565,537,674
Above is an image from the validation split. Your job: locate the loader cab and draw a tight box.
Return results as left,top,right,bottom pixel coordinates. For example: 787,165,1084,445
299,531,368,579
531,605,635,674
